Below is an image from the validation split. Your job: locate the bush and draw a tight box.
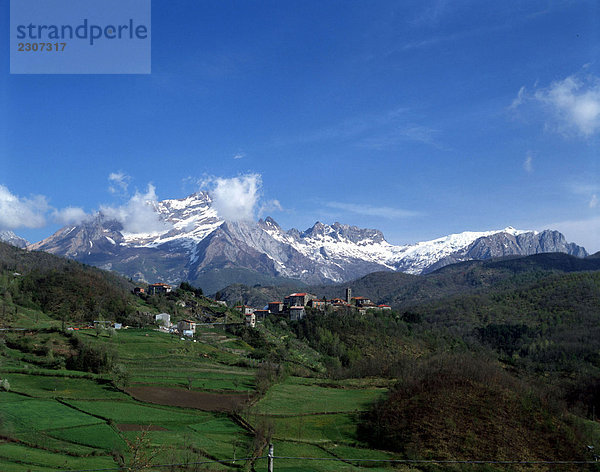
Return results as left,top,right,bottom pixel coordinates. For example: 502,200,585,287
66,336,118,374
111,364,131,389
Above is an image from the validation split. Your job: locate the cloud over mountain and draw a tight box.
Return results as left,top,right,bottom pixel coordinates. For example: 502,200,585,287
100,184,171,234
0,185,49,230
201,173,262,222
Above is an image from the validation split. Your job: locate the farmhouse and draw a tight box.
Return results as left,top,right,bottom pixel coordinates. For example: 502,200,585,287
351,296,373,307
177,319,197,333
268,301,284,314
289,306,306,321
307,299,325,310
235,305,255,315
286,293,316,307
147,283,172,295
253,309,269,321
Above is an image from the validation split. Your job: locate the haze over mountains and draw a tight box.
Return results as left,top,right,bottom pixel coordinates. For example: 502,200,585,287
17,192,588,293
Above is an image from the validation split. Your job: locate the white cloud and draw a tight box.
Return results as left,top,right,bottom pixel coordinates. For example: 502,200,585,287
259,199,283,217
0,185,49,230
523,153,534,173
514,72,600,137
101,184,171,234
52,207,89,225
510,86,526,109
547,216,600,254
233,152,245,160
201,174,262,221
566,181,600,208
326,201,419,219
271,106,442,149
108,171,131,195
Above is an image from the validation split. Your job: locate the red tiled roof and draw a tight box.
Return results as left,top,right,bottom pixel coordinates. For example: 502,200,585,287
290,293,307,296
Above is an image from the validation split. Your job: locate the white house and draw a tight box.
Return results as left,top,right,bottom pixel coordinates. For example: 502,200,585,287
155,313,171,327
245,313,256,328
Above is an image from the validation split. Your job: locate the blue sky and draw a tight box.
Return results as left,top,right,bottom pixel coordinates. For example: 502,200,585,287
2,0,600,252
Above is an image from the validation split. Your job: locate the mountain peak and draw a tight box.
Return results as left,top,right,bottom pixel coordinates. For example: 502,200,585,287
258,216,281,231
0,230,29,249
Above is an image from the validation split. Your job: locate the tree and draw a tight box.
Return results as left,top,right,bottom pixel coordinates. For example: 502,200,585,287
115,428,163,471
111,364,131,390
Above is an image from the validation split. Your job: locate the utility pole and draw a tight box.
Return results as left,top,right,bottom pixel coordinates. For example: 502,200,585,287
267,443,274,472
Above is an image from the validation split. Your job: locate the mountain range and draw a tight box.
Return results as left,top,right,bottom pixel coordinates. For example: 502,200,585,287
24,192,587,293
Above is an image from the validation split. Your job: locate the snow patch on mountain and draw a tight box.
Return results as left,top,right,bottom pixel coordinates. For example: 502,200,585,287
121,192,224,248
387,227,535,274
0,230,29,249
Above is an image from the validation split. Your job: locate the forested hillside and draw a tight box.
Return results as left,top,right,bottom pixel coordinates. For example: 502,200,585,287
0,242,139,323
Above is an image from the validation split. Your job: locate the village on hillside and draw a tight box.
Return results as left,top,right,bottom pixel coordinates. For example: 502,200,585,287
128,283,392,336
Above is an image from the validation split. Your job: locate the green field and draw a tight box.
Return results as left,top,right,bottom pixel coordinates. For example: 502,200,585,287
253,379,386,415
6,373,126,399
46,423,125,450
65,399,212,424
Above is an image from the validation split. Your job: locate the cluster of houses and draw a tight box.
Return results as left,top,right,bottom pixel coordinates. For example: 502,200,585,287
137,281,392,334
154,312,200,337
134,283,173,296
237,288,391,327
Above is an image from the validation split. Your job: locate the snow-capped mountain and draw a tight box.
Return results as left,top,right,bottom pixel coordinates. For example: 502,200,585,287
29,192,588,292
0,230,29,249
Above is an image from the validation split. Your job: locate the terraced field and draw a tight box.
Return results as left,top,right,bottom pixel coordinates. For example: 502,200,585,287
0,326,395,471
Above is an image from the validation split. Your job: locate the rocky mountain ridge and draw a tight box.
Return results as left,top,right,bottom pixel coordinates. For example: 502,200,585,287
0,230,29,249
27,192,587,292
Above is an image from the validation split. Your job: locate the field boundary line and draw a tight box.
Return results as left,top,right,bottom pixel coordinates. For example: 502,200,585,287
55,398,112,424
249,410,360,418
229,412,255,434
0,433,106,458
